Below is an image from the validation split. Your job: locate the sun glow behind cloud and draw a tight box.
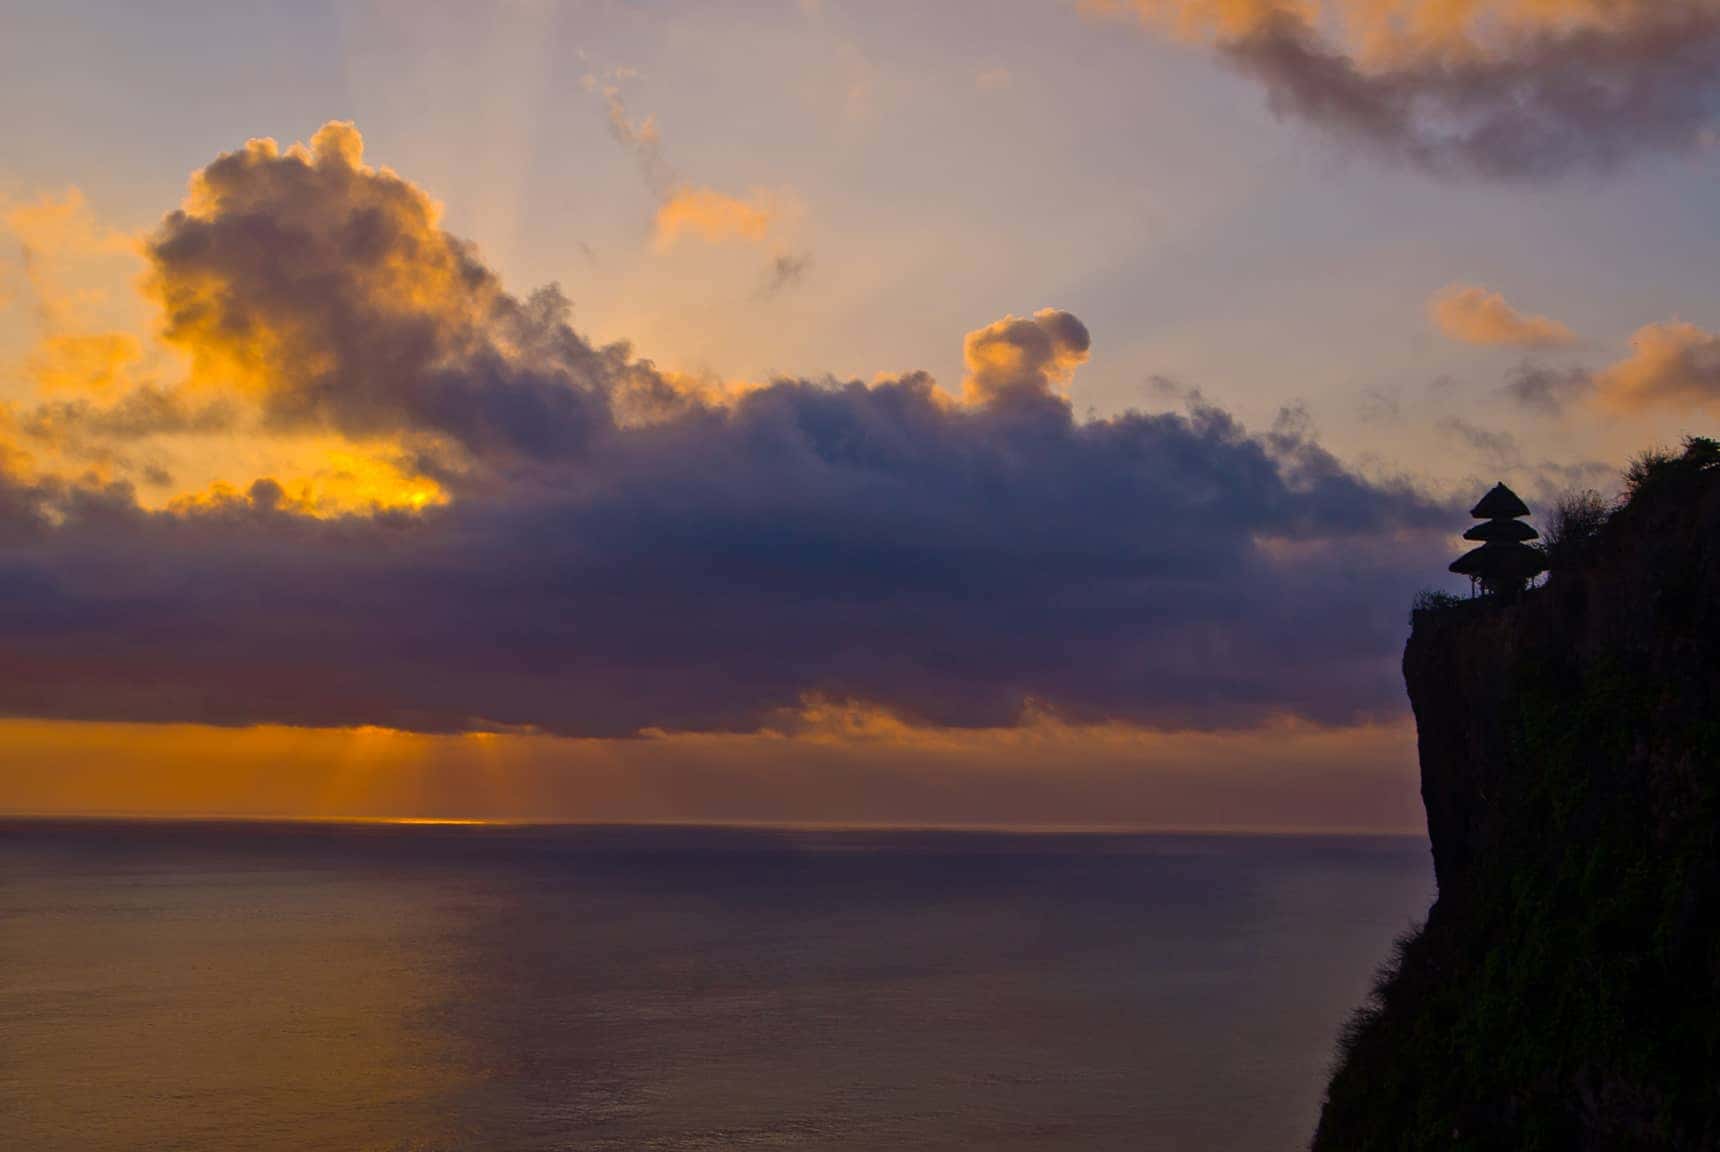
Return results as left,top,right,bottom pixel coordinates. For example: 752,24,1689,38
0,711,1423,834
0,154,452,517
0,97,1697,830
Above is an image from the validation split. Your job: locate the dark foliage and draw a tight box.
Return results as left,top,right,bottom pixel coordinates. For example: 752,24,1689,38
1411,588,1466,620
1624,436,1720,500
1541,489,1611,574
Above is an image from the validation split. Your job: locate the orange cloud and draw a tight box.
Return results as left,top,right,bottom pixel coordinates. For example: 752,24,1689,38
652,186,776,250
2,187,138,329
1088,0,1701,65
3,187,134,261
1593,320,1720,414
0,131,510,511
154,122,492,404
25,330,143,392
163,446,446,519
1429,284,1575,348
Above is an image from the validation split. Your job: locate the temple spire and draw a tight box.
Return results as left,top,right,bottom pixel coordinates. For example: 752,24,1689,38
1449,482,1545,598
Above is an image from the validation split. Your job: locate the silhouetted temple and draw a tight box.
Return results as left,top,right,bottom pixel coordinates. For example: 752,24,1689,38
1450,482,1546,598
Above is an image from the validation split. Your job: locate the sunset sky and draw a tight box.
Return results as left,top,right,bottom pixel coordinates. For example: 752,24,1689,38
2,0,1717,828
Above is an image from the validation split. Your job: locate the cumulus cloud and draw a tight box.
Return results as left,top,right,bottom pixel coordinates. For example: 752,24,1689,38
1593,319,1720,413
0,123,1457,739
1087,0,1720,179
1431,285,1575,348
0,384,1449,736
145,123,662,465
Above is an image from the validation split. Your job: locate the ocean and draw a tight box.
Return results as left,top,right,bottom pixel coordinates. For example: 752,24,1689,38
0,820,1432,1151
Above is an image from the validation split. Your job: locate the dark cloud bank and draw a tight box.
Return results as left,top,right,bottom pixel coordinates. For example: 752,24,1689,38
1136,2,1720,180
0,125,1452,737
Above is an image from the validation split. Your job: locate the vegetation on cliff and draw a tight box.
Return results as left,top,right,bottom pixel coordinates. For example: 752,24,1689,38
1313,439,1720,1151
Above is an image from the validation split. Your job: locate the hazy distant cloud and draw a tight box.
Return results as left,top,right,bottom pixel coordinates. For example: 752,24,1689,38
2,187,136,329
759,251,812,298
1437,415,1519,468
585,74,671,195
1357,387,1401,424
1593,319,1720,413
1431,285,1576,348
1502,362,1592,414
0,122,1458,740
976,66,1012,90
1087,0,1720,180
1435,413,1616,504
25,330,144,393
22,386,236,445
586,73,788,252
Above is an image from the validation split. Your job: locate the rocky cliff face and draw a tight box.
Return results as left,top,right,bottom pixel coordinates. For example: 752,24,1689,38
1312,445,1720,1151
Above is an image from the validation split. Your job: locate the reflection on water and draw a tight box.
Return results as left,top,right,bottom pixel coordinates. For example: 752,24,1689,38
0,821,1432,1151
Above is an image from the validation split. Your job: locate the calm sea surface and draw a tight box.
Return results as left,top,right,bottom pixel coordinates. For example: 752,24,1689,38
0,820,1432,1151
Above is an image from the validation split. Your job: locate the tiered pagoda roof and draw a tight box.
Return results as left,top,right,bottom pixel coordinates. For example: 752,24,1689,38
1450,482,1546,595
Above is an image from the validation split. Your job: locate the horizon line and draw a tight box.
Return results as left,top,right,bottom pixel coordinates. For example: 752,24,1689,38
0,811,1429,838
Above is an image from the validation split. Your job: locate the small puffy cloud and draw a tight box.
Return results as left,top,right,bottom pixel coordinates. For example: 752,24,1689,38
962,309,1092,409
1593,320,1720,413
1086,0,1720,179
653,186,776,250
1430,285,1575,348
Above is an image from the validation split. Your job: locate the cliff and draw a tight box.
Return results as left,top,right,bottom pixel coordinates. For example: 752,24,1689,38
1313,442,1720,1151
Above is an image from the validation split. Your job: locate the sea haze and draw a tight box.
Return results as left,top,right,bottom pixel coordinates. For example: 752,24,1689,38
0,820,1432,1151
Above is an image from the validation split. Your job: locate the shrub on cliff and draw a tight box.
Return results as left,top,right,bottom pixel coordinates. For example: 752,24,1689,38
1541,489,1610,574
1411,588,1466,619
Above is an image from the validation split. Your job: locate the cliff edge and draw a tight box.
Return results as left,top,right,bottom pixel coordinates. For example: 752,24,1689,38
1313,442,1720,1151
